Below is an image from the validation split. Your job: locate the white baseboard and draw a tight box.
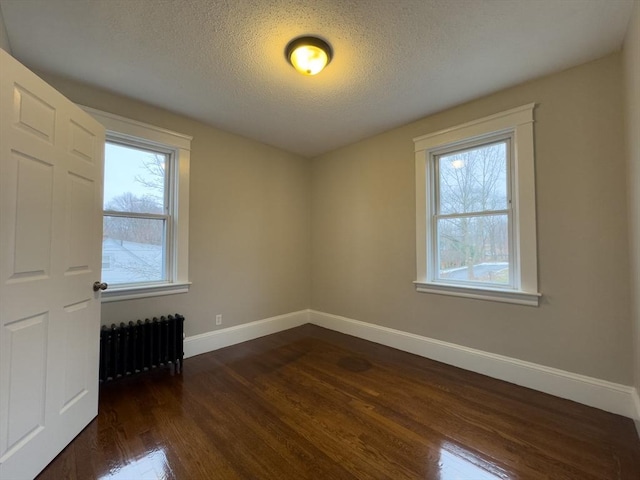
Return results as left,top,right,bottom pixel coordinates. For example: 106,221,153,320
183,308,638,421
309,310,639,420
184,310,310,358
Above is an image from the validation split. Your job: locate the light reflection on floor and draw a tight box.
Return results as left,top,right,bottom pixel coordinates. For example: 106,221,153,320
437,442,511,480
99,448,170,480
96,442,512,479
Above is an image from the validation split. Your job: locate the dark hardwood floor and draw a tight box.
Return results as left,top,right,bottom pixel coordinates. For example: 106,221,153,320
38,324,640,479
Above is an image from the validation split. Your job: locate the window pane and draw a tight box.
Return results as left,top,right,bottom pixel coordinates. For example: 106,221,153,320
438,141,508,214
437,215,509,285
104,142,166,214
102,216,165,284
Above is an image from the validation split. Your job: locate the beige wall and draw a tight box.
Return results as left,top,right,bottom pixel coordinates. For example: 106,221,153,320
311,53,632,384
623,0,640,419
36,71,311,338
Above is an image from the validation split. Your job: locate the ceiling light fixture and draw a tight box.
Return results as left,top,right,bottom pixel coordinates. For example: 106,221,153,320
285,36,332,76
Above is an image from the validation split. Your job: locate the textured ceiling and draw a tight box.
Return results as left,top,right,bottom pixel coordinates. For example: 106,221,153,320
0,0,634,157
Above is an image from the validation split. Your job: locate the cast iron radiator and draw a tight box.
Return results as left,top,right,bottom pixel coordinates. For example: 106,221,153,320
99,314,184,383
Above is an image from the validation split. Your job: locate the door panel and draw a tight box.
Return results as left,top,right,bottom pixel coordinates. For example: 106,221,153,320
13,152,54,276
65,172,95,272
60,300,91,413
69,119,97,163
0,48,105,479
12,84,56,143
4,313,47,454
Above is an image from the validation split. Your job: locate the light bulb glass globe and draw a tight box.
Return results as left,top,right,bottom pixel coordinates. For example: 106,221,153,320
286,36,332,76
290,45,328,75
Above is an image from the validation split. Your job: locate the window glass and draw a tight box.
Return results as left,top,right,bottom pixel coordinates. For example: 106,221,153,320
103,142,166,213
102,141,170,286
438,141,508,214
437,214,509,285
435,139,511,287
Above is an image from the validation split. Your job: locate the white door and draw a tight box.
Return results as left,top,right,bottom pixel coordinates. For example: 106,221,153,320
0,49,105,479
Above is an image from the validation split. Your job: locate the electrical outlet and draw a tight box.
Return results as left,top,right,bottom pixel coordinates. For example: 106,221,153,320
215,314,222,326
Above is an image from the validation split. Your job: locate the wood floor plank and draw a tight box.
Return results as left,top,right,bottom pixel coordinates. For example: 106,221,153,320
37,324,640,479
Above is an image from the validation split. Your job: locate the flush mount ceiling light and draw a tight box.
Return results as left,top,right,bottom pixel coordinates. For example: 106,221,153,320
285,36,332,76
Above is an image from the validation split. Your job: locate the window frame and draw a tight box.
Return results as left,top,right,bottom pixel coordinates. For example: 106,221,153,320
414,104,540,306
103,138,173,286
83,106,191,302
431,134,514,288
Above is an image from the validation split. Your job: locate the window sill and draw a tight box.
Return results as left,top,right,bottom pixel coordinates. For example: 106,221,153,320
414,281,540,306
101,282,191,303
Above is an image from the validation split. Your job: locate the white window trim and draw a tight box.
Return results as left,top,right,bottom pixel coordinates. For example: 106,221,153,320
414,103,540,306
82,106,191,302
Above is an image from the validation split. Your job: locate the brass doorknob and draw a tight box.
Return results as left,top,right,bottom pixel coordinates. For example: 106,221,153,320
93,281,108,292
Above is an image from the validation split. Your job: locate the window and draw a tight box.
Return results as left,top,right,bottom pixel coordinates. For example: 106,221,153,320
83,107,191,302
414,104,540,306
103,141,170,285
